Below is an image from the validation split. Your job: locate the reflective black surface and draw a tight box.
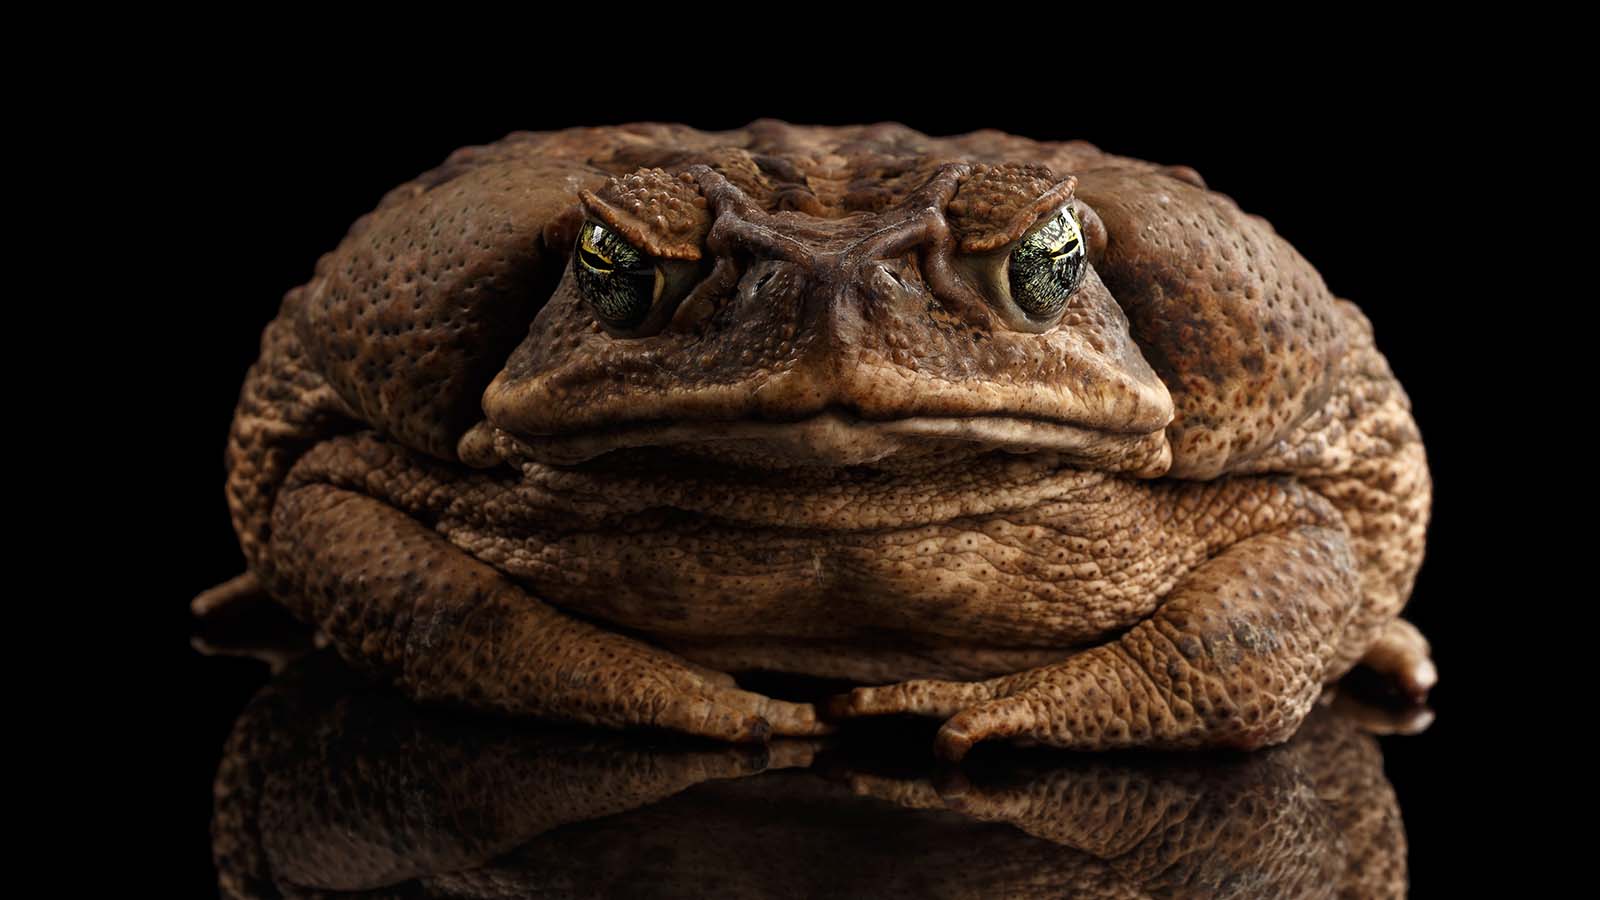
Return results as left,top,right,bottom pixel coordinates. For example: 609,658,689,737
205,647,1419,899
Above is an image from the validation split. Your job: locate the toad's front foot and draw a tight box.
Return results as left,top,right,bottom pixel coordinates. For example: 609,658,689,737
268,477,832,743
830,526,1368,758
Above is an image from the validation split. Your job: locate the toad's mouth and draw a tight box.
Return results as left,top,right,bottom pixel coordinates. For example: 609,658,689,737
461,408,1173,478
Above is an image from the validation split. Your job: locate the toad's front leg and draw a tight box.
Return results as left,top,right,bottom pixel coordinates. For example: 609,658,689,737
831,525,1366,758
265,446,829,742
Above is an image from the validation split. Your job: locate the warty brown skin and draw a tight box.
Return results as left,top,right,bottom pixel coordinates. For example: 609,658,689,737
209,121,1433,757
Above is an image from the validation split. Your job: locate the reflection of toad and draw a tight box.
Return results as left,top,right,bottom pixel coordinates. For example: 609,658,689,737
203,121,1432,757
212,651,1409,898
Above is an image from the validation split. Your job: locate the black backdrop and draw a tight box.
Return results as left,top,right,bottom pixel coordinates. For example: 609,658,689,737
132,68,1546,895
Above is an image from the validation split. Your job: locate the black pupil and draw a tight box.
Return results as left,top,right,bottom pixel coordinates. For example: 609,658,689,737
577,244,612,273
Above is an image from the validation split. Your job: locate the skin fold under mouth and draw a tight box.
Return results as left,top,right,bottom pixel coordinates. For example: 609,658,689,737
461,408,1173,476
424,415,1208,653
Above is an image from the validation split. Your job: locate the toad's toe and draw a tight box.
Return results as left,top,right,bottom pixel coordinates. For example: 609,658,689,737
757,698,837,737
934,697,1042,761
826,679,995,720
1358,618,1437,703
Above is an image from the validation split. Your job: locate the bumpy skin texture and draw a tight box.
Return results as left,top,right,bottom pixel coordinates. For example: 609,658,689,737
213,121,1433,757
213,651,1407,898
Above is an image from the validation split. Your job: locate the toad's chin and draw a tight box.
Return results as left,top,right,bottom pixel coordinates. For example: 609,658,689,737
459,408,1172,477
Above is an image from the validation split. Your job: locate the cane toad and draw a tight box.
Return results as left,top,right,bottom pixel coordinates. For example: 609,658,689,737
200,121,1434,758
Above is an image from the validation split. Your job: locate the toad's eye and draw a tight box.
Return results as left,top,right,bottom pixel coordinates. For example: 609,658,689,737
573,221,706,333
573,222,664,330
1007,206,1087,320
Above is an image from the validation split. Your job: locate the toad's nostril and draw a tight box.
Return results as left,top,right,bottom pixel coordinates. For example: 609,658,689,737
866,263,905,298
742,260,794,301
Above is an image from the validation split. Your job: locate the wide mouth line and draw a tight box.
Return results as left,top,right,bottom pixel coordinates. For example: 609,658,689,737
473,405,1173,476
507,406,1158,443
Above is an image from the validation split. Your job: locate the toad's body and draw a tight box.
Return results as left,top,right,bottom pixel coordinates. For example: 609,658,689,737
208,122,1432,757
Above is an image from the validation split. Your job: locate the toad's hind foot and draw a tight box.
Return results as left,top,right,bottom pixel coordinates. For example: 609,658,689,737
829,525,1365,758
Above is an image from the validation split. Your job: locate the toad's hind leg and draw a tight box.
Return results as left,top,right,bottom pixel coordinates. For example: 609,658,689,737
830,525,1364,758
267,480,828,741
